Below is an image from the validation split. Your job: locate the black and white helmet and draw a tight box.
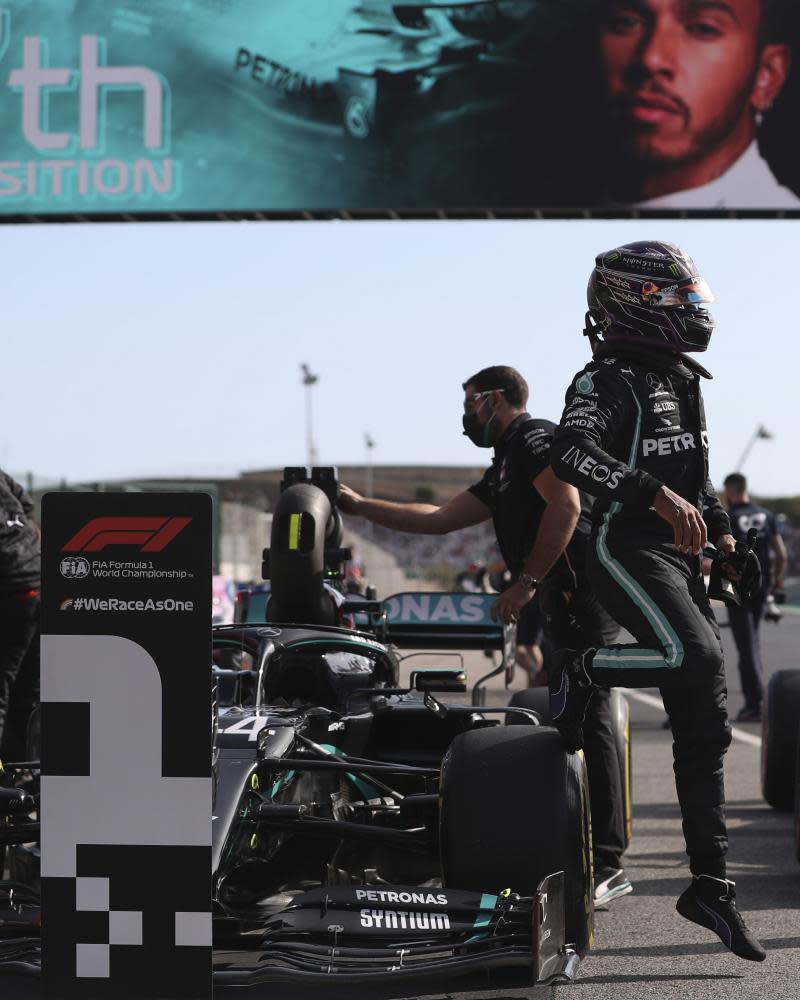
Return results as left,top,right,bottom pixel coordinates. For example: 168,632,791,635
585,241,715,353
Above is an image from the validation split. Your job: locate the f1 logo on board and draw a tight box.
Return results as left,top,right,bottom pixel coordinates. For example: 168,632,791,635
62,516,191,553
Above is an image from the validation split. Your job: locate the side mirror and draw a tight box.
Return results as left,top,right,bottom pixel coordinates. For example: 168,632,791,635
411,668,467,693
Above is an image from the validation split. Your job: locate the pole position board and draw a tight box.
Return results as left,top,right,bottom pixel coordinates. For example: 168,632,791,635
41,493,212,1000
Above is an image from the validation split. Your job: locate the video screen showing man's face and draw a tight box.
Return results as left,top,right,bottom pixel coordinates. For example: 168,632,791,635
596,0,791,197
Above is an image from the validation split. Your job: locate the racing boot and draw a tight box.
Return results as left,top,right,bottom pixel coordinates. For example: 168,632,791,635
676,875,766,961
548,648,597,752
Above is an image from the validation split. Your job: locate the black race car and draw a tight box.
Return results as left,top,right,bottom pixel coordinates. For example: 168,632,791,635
210,613,592,986
218,467,593,985
1,467,594,989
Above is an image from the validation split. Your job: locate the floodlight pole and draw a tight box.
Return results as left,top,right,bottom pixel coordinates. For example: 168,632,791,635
364,433,375,499
301,364,319,469
735,424,773,472
364,433,375,539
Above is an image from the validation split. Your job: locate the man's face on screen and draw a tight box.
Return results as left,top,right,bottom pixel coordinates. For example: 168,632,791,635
598,0,782,171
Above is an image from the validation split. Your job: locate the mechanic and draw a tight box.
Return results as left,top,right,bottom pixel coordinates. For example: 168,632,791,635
338,365,631,907
0,470,40,763
514,593,546,684
723,471,787,722
549,240,765,961
475,556,547,686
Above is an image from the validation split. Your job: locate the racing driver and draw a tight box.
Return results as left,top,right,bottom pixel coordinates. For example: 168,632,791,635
338,366,631,907
549,240,765,961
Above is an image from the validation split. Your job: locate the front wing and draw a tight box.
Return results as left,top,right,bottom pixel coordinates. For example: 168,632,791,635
214,872,577,985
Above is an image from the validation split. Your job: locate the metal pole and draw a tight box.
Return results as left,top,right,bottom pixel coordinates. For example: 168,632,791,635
364,433,375,540
306,384,315,468
364,433,375,498
735,425,772,472
301,364,319,469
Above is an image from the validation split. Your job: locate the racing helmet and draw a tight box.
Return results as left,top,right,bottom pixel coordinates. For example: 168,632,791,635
585,241,715,353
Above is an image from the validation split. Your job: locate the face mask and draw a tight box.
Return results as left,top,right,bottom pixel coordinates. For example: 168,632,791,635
462,399,496,448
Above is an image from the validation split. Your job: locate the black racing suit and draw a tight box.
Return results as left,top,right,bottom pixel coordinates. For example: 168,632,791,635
0,471,41,760
469,414,625,870
551,343,732,879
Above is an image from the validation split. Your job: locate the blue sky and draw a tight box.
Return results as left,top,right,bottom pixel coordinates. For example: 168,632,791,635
4,219,796,495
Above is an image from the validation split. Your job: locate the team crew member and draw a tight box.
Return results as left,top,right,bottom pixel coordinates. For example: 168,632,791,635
514,594,546,684
0,470,41,762
472,557,547,685
723,472,787,721
339,366,630,905
549,240,765,961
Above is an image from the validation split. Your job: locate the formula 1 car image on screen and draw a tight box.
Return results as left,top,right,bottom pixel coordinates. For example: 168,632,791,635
0,466,593,989
135,0,535,141
222,0,539,140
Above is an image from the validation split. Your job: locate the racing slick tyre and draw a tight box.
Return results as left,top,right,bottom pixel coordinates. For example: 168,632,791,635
506,687,549,725
507,689,633,849
336,71,380,141
440,726,593,955
794,727,800,864
343,95,373,139
761,669,800,810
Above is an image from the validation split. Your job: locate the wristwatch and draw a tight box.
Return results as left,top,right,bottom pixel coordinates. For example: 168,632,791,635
518,573,541,592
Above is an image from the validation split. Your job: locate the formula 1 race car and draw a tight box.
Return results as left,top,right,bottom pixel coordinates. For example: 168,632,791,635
211,467,593,985
210,619,591,986
1,466,594,989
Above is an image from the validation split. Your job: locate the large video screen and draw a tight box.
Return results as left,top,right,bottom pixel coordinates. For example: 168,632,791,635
2,0,799,217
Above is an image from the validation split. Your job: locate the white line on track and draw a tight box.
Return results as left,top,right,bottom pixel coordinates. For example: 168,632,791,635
624,689,763,748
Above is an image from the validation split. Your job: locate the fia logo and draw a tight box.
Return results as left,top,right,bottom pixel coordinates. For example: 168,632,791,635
60,556,90,580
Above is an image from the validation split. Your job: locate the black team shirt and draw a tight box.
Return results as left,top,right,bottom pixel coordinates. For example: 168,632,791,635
468,415,591,580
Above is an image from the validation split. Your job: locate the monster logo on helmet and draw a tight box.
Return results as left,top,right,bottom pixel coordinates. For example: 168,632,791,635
584,240,715,353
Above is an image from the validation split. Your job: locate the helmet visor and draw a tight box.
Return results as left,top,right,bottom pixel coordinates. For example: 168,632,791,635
642,276,715,308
